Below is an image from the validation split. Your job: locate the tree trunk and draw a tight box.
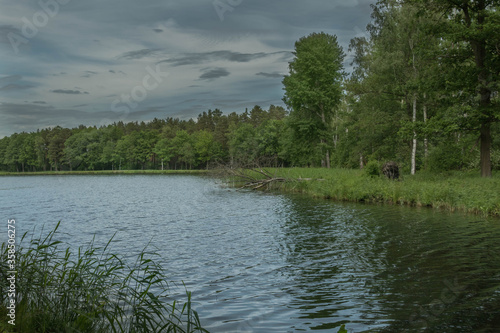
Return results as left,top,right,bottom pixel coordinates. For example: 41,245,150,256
320,109,330,168
467,1,492,177
411,94,417,175
320,138,326,168
480,122,492,177
423,94,428,160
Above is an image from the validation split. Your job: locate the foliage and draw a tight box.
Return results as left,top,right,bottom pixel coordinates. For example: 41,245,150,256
337,324,348,333
0,222,207,333
283,32,345,167
252,167,500,217
1,4,499,177
364,161,381,178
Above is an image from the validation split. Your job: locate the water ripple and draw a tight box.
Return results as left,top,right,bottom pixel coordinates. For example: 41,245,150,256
1,175,500,331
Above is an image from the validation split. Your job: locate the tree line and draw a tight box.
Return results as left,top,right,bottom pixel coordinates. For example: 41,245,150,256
0,106,289,172
1,0,499,175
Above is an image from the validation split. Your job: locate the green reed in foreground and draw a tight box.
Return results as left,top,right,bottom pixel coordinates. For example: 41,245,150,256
0,222,208,333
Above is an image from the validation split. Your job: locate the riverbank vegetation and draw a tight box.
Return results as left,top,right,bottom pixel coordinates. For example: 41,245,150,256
226,167,500,216
232,167,500,217
0,222,207,333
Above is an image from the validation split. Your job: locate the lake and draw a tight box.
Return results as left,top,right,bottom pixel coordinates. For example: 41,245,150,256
1,175,500,332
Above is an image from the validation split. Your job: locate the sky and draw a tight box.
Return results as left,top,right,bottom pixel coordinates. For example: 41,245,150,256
0,0,375,138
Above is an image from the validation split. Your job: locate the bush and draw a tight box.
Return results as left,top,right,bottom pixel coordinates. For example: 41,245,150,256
0,222,207,333
364,161,380,178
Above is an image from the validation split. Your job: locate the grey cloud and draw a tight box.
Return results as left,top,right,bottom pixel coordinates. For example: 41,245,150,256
119,48,161,60
199,67,230,81
0,84,33,91
0,76,33,91
109,70,126,75
0,102,170,137
81,71,98,78
32,101,47,104
52,89,89,94
1,0,375,137
256,72,284,78
159,51,287,67
0,75,22,84
0,25,20,44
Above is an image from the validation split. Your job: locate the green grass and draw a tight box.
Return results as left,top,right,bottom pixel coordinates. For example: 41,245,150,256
0,222,208,333
0,170,208,176
240,167,500,217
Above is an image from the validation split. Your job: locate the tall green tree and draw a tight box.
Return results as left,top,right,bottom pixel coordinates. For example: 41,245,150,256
228,123,258,166
407,0,500,177
47,127,71,171
346,0,447,172
193,130,222,169
171,130,196,169
282,32,345,168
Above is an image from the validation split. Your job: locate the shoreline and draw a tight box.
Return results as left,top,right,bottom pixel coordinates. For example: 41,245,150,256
242,168,500,218
0,169,209,176
2,167,499,218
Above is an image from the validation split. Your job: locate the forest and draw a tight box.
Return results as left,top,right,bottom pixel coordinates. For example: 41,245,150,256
1,0,499,176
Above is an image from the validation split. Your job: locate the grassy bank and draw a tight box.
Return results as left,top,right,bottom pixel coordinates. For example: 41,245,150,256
0,222,207,333
247,168,500,217
0,169,208,176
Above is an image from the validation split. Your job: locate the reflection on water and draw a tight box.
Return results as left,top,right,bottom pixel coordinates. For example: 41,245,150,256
1,175,499,332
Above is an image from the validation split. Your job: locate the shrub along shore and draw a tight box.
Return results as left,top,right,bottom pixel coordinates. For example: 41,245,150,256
248,168,500,218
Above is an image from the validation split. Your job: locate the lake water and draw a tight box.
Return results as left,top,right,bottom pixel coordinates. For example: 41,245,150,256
1,175,500,332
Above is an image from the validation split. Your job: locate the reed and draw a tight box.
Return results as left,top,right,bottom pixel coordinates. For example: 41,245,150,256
0,222,208,333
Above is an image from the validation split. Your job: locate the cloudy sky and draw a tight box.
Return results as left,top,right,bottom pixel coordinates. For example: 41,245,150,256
0,0,375,138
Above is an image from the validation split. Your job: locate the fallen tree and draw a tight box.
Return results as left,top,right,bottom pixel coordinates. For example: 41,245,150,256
223,166,288,190
212,162,325,190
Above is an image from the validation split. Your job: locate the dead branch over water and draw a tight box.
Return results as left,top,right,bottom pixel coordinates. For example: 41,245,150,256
227,167,287,190
212,163,323,190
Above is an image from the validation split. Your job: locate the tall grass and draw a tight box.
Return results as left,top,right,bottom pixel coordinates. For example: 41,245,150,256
238,168,500,217
0,222,208,333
